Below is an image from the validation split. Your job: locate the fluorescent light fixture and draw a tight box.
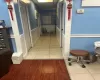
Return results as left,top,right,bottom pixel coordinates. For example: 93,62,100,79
21,0,30,3
37,0,53,2
13,0,18,3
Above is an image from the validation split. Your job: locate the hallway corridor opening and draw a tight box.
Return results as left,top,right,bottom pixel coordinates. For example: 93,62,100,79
24,34,63,59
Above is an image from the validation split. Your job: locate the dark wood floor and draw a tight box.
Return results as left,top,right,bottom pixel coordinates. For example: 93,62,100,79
0,60,70,80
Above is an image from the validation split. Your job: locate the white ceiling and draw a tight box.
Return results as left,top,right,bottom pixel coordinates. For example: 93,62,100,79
32,0,58,10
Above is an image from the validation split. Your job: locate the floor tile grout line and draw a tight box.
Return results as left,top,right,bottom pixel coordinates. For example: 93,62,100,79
85,67,96,80
66,65,95,80
69,64,96,80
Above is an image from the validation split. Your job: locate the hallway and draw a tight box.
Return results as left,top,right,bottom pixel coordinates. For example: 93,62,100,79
24,34,63,59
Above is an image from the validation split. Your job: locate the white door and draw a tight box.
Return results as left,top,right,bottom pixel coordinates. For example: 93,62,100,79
62,2,66,48
19,2,31,51
37,15,41,37
59,2,64,48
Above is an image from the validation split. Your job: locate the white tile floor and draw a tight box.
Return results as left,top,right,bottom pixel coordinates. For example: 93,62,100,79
24,35,63,59
66,61,100,80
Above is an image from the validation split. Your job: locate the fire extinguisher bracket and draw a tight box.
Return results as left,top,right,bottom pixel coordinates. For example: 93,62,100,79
67,3,72,9
8,5,13,9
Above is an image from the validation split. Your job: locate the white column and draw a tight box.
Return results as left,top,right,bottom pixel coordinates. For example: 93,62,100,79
7,1,23,64
64,0,73,59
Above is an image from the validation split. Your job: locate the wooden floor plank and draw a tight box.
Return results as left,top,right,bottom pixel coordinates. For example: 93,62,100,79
0,60,70,80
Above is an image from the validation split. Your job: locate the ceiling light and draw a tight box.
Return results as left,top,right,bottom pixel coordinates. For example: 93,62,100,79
21,0,30,3
37,0,53,2
13,0,18,3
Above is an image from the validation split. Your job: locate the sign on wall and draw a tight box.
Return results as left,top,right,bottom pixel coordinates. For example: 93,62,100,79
82,0,100,7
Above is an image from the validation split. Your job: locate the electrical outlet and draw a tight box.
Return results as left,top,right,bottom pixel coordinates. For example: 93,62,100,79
77,9,84,14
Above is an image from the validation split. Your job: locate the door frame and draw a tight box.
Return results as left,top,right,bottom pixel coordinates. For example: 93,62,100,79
37,14,41,37
17,0,33,57
60,2,64,48
18,1,32,54
59,2,63,48
26,6,34,47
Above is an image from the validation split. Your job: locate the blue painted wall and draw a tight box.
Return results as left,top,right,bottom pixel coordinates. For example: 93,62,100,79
70,38,100,54
0,0,17,52
0,0,11,27
14,3,23,34
9,38,17,52
71,0,100,34
70,0,100,54
28,2,37,30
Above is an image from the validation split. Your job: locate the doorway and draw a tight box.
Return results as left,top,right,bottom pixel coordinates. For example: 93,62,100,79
23,0,63,59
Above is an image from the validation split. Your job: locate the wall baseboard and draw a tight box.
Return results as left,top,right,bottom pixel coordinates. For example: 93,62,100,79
71,34,100,38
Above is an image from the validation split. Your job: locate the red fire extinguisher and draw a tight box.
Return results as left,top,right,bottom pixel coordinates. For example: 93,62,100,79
5,0,12,4
67,0,72,20
67,0,72,2
8,5,13,20
5,0,14,20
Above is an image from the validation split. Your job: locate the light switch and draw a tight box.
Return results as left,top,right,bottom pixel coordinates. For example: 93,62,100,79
77,9,84,14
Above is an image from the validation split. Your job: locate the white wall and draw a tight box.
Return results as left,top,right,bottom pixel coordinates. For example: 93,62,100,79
82,0,100,6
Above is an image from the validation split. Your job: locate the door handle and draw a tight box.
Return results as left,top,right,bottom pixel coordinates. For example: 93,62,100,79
61,29,63,30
